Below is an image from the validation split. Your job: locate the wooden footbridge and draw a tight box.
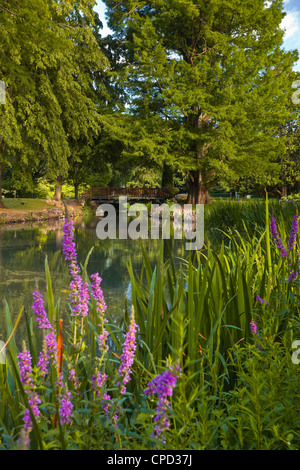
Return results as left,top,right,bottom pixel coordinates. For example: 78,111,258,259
81,187,169,202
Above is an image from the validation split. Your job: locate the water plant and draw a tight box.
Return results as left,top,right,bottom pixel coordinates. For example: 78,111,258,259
0,198,299,450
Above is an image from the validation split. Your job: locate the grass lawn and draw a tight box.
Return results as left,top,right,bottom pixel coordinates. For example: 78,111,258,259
1,198,54,211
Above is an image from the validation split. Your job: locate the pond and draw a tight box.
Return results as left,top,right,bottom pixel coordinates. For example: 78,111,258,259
0,215,187,346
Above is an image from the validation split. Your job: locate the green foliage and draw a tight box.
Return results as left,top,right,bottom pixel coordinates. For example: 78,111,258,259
0,199,299,449
0,0,109,201
103,0,300,202
282,193,300,202
12,178,78,200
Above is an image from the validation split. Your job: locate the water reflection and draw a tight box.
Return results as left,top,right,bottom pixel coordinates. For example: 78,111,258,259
0,216,186,344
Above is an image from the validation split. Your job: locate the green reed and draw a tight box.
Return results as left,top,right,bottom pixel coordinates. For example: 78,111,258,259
0,197,299,449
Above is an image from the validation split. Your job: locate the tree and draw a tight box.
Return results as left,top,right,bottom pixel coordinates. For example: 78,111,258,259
103,0,299,203
276,118,300,197
0,0,108,204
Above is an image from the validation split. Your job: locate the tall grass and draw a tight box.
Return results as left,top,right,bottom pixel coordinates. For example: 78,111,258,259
127,201,298,383
0,198,299,449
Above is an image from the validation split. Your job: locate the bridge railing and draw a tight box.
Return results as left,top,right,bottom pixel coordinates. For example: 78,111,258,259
81,187,169,200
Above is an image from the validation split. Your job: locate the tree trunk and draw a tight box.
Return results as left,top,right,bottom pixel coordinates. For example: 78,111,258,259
0,140,5,209
186,108,212,205
74,183,79,200
0,162,5,209
281,184,287,198
162,163,174,188
54,175,63,202
187,170,211,204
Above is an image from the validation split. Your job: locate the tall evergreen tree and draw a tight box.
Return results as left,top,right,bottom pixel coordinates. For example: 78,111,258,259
103,0,299,203
0,0,108,205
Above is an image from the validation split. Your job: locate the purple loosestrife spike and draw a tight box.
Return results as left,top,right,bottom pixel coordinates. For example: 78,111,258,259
117,309,137,394
18,350,41,444
68,369,79,391
250,320,258,335
62,219,90,318
27,393,41,423
37,349,50,377
250,320,262,350
91,273,109,354
62,218,80,277
288,215,299,251
18,350,33,388
78,280,89,317
37,331,57,376
59,391,73,425
99,329,109,354
45,331,57,355
90,273,107,315
288,270,298,282
91,371,108,397
32,290,53,330
69,276,90,317
91,371,113,419
270,217,288,258
62,219,77,264
255,295,269,305
22,392,41,444
144,367,180,441
287,215,299,282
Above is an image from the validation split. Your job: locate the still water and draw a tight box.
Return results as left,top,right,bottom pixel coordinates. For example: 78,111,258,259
0,216,186,344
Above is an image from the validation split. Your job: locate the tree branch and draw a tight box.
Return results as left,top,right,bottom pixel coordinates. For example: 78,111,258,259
0,4,16,15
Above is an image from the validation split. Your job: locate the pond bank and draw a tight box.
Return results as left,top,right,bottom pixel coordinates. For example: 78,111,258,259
0,199,83,225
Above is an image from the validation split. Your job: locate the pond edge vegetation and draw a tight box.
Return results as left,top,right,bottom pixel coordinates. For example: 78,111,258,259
0,197,299,450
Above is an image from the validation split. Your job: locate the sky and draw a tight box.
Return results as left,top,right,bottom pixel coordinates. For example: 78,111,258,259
94,0,300,71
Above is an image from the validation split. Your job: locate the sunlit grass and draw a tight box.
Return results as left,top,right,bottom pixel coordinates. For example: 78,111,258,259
2,198,53,211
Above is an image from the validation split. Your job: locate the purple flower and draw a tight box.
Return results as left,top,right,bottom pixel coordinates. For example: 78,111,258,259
288,215,299,251
250,320,262,350
62,219,90,317
270,217,288,258
45,332,57,355
91,370,113,419
269,214,300,282
37,332,57,376
28,393,41,423
144,366,180,440
22,392,41,443
288,270,298,282
62,218,80,279
62,219,77,264
37,349,50,377
90,273,107,316
91,273,108,354
18,350,33,388
250,320,258,335
69,275,90,317
117,310,137,394
99,329,109,354
255,295,269,305
32,290,53,330
68,369,79,390
59,391,73,425
18,350,41,442
92,371,108,396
